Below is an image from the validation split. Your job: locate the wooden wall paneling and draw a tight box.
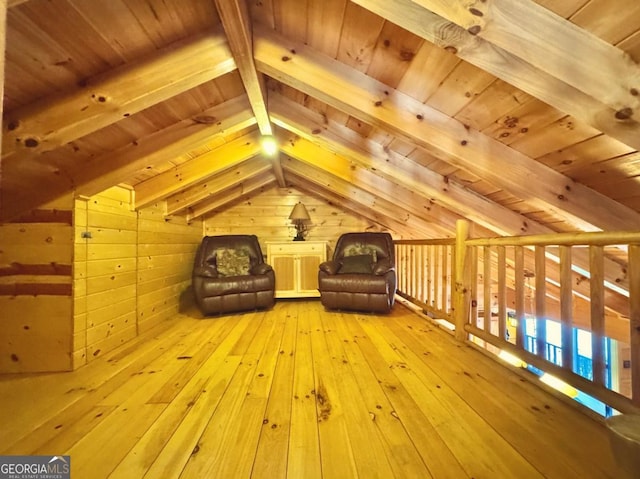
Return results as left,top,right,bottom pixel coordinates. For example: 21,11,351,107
0,296,73,372
82,188,137,362
204,185,381,253
0,194,74,372
73,198,88,369
136,203,202,333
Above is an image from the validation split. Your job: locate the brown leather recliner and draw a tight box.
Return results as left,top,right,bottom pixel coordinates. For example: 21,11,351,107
318,232,396,313
192,235,275,315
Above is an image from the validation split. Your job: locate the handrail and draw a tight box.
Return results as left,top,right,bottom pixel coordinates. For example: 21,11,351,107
394,220,640,415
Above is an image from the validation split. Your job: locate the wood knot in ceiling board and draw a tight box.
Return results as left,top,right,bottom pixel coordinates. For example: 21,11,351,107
615,107,633,120
631,88,639,96
193,115,217,124
467,25,482,36
23,137,39,148
504,116,518,128
6,119,20,131
399,49,415,62
91,93,107,103
469,7,484,17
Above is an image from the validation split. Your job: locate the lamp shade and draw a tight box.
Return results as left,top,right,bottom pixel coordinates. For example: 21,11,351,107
289,202,310,221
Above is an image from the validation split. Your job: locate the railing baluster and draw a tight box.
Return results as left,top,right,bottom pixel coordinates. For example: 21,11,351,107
442,245,449,313
590,245,606,388
536,246,547,360
498,245,507,342
560,245,574,371
483,246,492,335
515,246,525,348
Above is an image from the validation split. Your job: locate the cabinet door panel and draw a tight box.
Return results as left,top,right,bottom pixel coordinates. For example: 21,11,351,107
272,255,295,294
298,255,321,293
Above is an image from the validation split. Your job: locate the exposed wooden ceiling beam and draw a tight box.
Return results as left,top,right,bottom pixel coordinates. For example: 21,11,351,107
282,157,443,238
75,96,256,198
166,156,272,215
254,24,640,232
135,130,262,208
270,92,539,236
0,96,256,221
187,174,277,221
286,171,424,239
2,28,235,160
353,0,640,151
408,0,640,125
215,0,269,134
215,0,286,188
277,130,460,237
270,93,630,310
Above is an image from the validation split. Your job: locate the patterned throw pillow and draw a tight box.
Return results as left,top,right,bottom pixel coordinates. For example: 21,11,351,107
339,254,374,274
216,248,251,277
343,243,377,263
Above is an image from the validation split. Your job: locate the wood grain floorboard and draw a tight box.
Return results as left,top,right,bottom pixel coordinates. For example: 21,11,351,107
0,301,624,478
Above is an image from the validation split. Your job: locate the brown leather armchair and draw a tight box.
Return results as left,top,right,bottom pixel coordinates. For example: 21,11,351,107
318,232,396,313
192,235,275,315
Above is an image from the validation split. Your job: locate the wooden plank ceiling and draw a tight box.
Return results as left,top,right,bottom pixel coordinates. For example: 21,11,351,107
2,0,640,242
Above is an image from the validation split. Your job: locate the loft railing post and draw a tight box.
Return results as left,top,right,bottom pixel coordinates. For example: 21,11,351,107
453,219,471,341
629,244,640,407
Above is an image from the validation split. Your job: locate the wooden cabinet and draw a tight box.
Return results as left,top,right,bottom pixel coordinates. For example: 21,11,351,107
266,241,328,298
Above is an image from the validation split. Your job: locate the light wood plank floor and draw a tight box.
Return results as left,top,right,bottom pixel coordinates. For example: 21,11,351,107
0,300,624,478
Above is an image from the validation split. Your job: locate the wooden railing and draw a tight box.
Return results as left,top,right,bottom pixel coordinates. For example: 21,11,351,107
395,220,640,414
395,238,456,322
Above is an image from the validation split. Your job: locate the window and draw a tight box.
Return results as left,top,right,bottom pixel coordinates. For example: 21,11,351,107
521,318,613,416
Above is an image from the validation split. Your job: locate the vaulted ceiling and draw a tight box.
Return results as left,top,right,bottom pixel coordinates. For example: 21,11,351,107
2,0,640,246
